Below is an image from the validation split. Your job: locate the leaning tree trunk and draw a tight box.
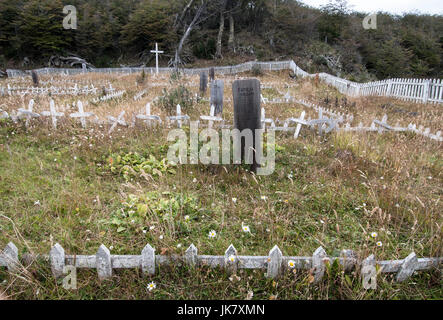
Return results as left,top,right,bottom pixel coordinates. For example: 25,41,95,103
215,11,225,59
174,2,206,68
228,13,235,52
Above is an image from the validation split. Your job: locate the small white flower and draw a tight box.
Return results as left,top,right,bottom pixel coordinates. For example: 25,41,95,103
177,243,182,248
376,241,383,247
109,246,114,250
34,200,41,206
147,282,156,291
232,197,237,204
192,178,197,183
242,224,250,233
54,158,57,162
261,195,268,201
74,156,77,160
380,176,384,180
288,260,296,269
149,226,155,230
320,219,325,224
228,255,236,263
208,230,217,238
395,203,400,208
142,229,147,234
371,232,378,238
184,215,190,221
428,176,432,180
159,235,164,240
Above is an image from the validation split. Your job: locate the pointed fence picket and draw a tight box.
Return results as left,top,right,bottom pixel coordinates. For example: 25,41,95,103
1,242,442,283
5,60,442,104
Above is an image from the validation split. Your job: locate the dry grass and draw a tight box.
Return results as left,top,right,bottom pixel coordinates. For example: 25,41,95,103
0,70,441,300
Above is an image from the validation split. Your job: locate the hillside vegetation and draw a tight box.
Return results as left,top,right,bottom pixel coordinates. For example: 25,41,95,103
0,0,442,81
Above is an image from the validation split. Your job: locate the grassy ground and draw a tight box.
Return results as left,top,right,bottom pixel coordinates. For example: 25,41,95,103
0,71,441,300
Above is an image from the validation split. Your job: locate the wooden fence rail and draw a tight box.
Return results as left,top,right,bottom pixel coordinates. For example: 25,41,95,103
5,60,442,104
0,242,441,282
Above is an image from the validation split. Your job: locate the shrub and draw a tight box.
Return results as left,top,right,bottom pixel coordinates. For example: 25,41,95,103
251,64,263,77
156,85,194,115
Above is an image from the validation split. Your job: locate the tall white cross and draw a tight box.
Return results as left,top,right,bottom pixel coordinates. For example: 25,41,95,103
150,43,164,75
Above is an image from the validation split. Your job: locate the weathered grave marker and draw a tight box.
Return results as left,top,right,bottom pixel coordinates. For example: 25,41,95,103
107,111,127,134
232,79,262,171
31,71,39,86
209,67,215,81
167,104,190,128
200,104,223,129
41,99,64,129
200,72,208,96
70,101,94,128
150,43,164,75
136,103,161,126
210,80,224,115
17,99,40,127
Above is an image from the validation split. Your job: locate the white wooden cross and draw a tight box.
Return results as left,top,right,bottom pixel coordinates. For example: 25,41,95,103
292,111,306,138
267,119,290,132
41,99,64,129
134,89,148,101
374,114,407,132
70,101,94,128
284,90,293,102
260,94,269,104
17,99,40,127
307,109,337,135
150,43,164,75
284,111,308,138
261,108,275,129
167,104,189,128
136,103,162,126
200,105,223,129
107,111,127,134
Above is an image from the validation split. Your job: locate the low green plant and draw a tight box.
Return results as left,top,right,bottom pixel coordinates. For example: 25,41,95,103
109,192,200,233
103,152,176,181
156,85,194,115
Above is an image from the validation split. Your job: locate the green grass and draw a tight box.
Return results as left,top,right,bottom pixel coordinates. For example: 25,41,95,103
0,117,441,299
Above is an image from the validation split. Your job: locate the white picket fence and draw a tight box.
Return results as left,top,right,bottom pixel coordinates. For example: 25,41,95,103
2,84,97,96
1,98,441,142
1,242,441,282
6,61,442,104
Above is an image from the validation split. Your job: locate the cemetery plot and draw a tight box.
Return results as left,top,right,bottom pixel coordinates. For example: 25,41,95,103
0,68,441,300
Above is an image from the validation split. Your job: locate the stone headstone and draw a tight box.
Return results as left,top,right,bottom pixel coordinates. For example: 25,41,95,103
210,80,224,115
232,79,262,171
82,63,87,73
209,67,215,81
199,72,208,96
31,71,39,86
